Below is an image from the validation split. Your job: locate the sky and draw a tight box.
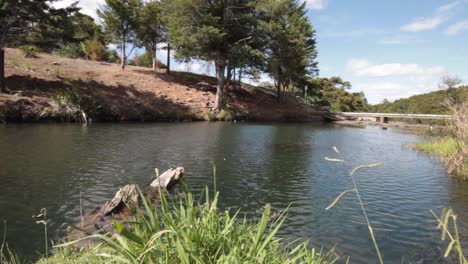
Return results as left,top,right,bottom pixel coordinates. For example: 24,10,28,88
54,0,468,104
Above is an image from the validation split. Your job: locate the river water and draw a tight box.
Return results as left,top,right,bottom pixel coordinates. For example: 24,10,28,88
0,123,467,263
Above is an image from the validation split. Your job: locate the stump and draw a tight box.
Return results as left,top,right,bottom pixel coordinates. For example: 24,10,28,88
67,167,184,248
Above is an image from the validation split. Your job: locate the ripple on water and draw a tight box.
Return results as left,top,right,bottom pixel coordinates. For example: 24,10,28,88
0,123,467,263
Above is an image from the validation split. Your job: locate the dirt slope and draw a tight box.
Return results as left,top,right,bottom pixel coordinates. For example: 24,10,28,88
0,48,319,122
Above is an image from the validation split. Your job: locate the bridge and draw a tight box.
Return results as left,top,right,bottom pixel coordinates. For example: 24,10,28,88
324,112,456,123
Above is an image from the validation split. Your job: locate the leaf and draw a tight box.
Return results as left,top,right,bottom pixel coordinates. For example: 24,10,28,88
444,240,456,257
114,222,144,246
325,157,345,162
350,163,384,176
325,189,356,210
333,146,340,153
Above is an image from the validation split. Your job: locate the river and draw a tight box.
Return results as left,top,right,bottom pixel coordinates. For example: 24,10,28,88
0,123,467,263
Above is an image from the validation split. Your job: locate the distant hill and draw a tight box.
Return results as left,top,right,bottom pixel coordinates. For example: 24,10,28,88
370,87,468,114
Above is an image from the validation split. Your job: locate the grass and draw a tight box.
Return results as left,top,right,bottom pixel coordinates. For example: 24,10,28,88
37,186,335,264
413,137,460,156
413,99,468,179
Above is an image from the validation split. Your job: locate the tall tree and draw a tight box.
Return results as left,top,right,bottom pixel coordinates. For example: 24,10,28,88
0,0,56,92
165,0,260,111
98,0,142,70
257,0,318,102
136,1,164,71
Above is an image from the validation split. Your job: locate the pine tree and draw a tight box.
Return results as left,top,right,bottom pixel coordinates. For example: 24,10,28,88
0,0,62,92
98,0,143,70
257,0,318,102
165,0,260,111
136,1,164,71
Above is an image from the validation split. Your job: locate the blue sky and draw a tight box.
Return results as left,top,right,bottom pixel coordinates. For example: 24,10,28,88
307,0,468,103
55,0,468,104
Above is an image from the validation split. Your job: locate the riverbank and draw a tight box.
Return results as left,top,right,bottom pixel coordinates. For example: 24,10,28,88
412,102,467,179
413,137,468,179
0,48,321,123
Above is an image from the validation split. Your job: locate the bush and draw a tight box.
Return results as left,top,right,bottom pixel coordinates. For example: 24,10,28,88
18,45,36,58
128,51,167,69
56,43,83,59
81,38,108,61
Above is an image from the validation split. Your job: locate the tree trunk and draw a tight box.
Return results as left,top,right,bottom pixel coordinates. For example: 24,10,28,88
214,63,226,111
166,43,171,75
226,66,232,89
238,68,242,89
276,83,281,102
120,40,126,70
152,46,158,71
0,48,5,93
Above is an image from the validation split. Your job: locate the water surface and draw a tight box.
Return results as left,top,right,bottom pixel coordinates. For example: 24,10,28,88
0,123,467,263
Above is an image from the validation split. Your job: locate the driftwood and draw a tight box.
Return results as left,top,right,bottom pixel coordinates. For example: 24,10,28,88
67,167,184,248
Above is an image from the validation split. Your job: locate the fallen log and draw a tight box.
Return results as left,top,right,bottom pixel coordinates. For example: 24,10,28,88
67,167,184,248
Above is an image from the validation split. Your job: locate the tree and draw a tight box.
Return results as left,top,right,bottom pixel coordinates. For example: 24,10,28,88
165,0,260,111
98,0,142,70
439,74,462,90
305,77,369,112
257,0,318,102
0,0,58,92
136,1,164,71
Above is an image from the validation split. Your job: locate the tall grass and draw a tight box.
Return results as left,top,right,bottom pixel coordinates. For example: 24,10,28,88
40,186,335,263
1,221,21,264
325,147,384,264
431,208,468,264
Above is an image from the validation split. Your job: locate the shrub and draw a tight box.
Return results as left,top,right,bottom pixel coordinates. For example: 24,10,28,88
81,37,107,61
56,43,83,59
18,45,36,58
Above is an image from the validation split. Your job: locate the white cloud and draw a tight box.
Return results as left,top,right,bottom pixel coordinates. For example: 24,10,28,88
304,0,328,10
53,0,105,21
347,59,445,77
401,16,447,32
437,1,463,12
400,1,465,32
445,20,468,35
347,59,449,103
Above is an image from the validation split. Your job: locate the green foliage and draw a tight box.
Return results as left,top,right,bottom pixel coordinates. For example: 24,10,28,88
307,77,369,112
257,0,318,100
98,0,143,67
413,137,460,156
0,0,55,48
105,49,120,64
80,35,108,61
46,187,335,263
18,45,36,58
165,0,263,109
136,1,164,69
128,51,166,69
56,43,83,59
370,86,468,114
